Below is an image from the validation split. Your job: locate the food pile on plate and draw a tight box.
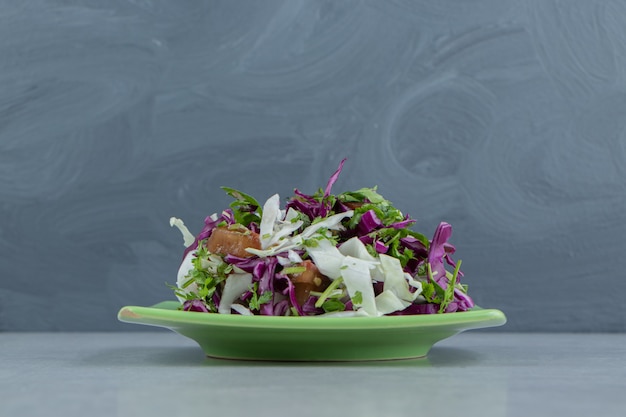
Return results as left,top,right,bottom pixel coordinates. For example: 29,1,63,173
170,159,474,317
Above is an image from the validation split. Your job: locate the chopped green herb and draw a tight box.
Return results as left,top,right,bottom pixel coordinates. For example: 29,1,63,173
221,186,262,226
322,299,346,313
315,277,345,308
282,266,307,275
439,260,462,313
248,283,273,311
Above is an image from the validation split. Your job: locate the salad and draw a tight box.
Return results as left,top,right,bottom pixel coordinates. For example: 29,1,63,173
169,159,474,317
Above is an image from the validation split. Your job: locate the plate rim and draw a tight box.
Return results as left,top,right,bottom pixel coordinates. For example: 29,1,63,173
118,301,507,331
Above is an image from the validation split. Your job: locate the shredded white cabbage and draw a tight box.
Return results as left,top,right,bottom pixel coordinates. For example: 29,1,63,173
175,250,197,302
338,237,377,262
276,249,304,266
259,194,281,249
378,254,422,302
340,256,378,316
375,290,410,315
176,250,227,302
305,237,424,316
305,238,346,280
245,196,353,258
169,217,196,247
230,304,253,316
287,249,303,263
300,210,353,238
218,273,253,314
338,237,384,281
266,219,303,248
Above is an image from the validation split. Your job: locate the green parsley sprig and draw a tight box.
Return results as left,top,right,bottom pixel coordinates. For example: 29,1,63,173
221,186,263,227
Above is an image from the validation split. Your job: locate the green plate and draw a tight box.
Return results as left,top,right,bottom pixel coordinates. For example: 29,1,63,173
118,301,506,361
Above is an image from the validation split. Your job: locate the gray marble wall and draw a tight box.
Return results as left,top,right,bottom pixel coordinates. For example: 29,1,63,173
1,0,625,331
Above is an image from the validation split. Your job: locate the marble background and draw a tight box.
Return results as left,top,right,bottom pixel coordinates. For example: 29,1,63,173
1,0,625,331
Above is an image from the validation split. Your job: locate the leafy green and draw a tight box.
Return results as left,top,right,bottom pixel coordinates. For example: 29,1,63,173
351,290,363,307
221,186,262,226
338,187,386,204
420,281,437,302
420,261,463,313
322,299,346,313
336,187,432,271
282,266,307,275
421,263,446,307
369,227,427,268
174,240,233,311
248,282,273,311
339,187,405,230
314,277,345,308
439,260,462,313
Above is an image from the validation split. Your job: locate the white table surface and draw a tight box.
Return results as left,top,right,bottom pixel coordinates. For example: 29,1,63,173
1,331,625,417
